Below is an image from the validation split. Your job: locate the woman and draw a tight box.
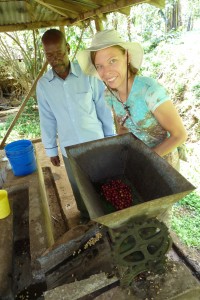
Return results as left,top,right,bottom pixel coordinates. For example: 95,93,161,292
77,29,187,169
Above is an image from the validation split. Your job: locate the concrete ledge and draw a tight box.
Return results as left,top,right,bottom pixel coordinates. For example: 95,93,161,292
3,169,50,263
44,272,118,300
0,165,53,296
0,200,13,299
43,260,200,300
37,159,55,248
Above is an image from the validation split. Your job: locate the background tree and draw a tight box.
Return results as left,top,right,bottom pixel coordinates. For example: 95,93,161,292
0,30,44,101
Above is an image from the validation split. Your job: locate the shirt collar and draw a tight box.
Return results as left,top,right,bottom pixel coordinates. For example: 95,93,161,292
44,62,79,82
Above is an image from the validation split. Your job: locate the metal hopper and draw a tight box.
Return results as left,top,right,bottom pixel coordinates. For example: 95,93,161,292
66,133,195,228
65,133,195,229
65,133,195,286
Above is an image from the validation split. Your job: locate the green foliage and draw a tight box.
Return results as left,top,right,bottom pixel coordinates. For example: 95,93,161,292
0,97,40,140
176,191,200,211
142,30,181,54
192,83,200,98
174,83,186,100
172,191,200,248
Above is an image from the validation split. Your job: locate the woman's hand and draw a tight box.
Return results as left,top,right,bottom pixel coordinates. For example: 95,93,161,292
152,100,188,157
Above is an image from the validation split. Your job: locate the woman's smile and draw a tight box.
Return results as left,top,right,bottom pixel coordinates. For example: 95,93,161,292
107,76,117,82
95,46,128,91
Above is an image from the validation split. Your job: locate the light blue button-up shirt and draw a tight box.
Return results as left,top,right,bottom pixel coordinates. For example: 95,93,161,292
36,62,114,157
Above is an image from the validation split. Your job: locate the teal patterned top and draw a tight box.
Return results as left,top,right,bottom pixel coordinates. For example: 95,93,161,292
105,76,170,148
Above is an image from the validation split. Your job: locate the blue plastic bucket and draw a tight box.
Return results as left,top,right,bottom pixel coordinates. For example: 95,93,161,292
4,140,37,176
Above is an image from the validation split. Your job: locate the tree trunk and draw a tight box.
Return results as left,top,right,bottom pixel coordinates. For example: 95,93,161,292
187,15,193,31
127,16,132,41
166,0,182,32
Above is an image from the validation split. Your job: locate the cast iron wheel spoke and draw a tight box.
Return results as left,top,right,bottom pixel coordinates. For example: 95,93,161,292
109,217,172,285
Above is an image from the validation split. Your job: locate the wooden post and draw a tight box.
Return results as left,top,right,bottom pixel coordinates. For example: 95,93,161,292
94,17,104,31
0,61,48,149
59,26,65,35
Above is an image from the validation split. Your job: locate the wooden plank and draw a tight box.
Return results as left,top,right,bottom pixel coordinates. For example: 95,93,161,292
31,137,42,144
0,107,19,117
35,0,81,17
119,7,131,15
42,167,68,241
0,20,71,33
44,231,112,289
37,160,55,248
72,0,165,25
37,222,103,273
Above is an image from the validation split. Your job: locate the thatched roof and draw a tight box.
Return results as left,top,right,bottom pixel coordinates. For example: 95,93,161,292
0,0,165,32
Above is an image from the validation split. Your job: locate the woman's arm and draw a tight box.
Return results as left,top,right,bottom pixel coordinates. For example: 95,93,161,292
152,100,188,156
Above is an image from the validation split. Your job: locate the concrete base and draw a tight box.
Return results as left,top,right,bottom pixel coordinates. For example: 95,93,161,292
0,170,49,298
44,272,118,300
0,197,13,299
0,143,94,299
44,261,200,300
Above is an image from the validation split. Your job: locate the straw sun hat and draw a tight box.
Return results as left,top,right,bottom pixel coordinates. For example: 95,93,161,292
77,29,143,78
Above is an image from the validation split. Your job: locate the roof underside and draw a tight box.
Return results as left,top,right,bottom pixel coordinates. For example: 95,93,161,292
0,0,165,32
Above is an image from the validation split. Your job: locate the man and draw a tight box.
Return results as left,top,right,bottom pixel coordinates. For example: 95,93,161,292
36,29,114,221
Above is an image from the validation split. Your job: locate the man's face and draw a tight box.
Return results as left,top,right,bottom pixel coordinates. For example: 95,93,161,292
43,40,69,77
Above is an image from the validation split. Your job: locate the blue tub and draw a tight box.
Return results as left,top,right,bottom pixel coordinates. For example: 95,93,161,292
4,140,37,176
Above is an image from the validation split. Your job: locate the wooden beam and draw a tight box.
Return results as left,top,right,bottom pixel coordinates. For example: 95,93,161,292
71,0,165,25
31,137,42,144
37,0,98,12
0,61,48,148
148,0,165,8
59,25,65,35
0,0,165,33
35,0,73,17
35,0,81,17
0,20,72,33
119,7,131,15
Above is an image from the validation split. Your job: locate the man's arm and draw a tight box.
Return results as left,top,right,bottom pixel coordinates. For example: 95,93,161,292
90,76,114,137
36,81,59,158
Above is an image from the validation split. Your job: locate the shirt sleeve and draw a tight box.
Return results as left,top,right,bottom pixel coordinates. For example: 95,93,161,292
90,77,115,137
145,79,170,112
36,80,58,157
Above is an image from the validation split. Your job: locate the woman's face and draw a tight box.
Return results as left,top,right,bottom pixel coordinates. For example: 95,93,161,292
94,46,128,91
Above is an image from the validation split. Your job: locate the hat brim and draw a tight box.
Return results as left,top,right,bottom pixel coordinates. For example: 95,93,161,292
77,41,143,79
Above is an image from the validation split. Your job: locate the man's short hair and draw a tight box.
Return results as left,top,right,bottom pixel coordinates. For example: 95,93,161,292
42,29,66,44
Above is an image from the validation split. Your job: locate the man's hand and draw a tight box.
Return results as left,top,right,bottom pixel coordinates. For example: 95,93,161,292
50,156,60,166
